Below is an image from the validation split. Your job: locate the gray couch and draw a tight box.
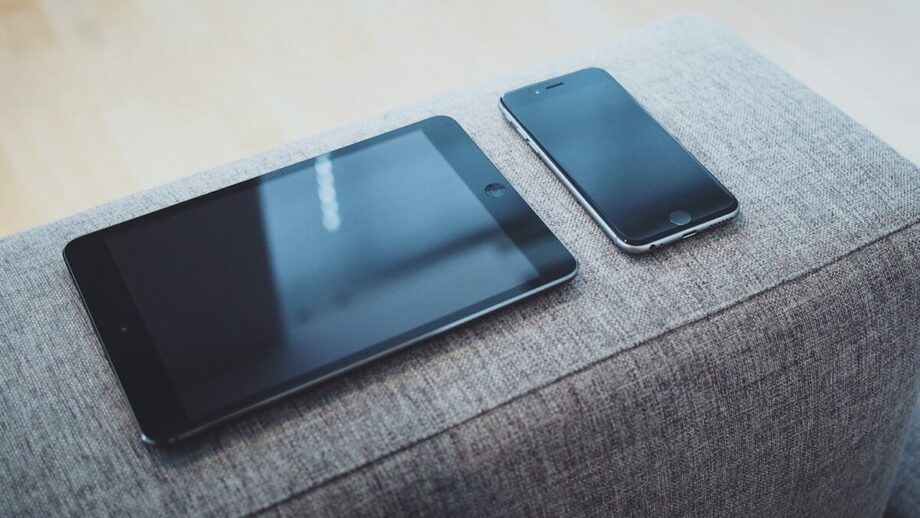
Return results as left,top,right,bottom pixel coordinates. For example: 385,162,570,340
1,16,918,517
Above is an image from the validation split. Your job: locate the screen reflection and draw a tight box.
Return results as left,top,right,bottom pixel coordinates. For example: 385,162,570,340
106,130,538,417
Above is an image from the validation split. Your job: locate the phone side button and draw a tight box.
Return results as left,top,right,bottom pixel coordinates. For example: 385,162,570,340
534,146,551,165
529,142,546,164
532,146,558,174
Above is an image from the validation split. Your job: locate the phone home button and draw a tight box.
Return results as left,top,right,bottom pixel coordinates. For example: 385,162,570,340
669,210,691,226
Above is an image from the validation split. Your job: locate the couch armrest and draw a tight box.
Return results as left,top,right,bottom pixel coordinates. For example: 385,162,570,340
1,15,918,516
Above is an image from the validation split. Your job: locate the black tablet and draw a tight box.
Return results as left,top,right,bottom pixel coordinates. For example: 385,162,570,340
65,116,577,444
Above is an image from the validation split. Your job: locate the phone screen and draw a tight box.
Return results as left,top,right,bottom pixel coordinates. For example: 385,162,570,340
502,68,737,246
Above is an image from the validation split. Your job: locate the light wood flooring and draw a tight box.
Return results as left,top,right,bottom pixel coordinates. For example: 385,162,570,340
1,0,918,236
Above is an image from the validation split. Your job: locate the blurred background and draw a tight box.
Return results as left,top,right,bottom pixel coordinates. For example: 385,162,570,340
1,0,918,237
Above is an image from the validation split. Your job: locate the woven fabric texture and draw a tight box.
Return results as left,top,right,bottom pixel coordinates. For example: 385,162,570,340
1,15,918,517
887,403,920,517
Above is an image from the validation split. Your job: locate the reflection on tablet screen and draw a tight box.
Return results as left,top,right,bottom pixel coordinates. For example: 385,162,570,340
106,130,539,417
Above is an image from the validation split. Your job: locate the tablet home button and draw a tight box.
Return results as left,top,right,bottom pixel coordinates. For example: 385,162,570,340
485,183,506,198
669,210,691,226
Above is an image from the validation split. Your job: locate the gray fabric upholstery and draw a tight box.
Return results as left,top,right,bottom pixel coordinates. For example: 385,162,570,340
0,15,918,516
887,403,920,517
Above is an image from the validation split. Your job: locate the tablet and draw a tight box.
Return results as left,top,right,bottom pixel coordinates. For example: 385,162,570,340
65,116,577,444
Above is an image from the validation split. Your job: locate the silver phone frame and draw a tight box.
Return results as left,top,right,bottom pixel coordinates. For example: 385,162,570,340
499,101,738,254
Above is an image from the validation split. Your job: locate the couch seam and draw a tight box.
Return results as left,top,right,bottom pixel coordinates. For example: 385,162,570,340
249,218,919,516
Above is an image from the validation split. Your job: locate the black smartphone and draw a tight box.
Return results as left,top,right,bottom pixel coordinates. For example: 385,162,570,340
501,67,738,253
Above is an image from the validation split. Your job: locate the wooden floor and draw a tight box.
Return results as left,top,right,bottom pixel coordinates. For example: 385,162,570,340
1,0,918,237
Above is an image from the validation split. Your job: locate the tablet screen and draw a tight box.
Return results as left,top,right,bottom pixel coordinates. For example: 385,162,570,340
104,129,540,417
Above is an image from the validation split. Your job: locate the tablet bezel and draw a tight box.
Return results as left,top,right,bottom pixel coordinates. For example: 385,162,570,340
64,116,577,444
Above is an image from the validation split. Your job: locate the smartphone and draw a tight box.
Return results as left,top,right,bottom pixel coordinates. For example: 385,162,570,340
500,67,738,253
